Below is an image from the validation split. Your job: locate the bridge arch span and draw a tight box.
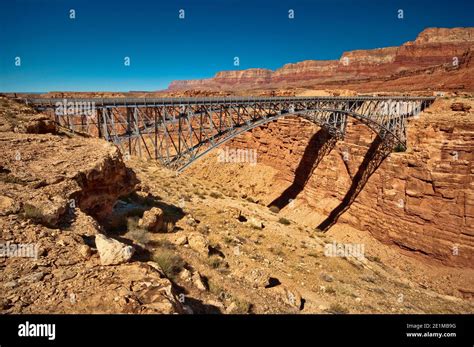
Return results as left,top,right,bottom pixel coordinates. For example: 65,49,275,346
25,96,435,171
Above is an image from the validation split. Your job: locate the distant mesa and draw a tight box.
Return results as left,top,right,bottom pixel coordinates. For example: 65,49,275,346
167,27,474,92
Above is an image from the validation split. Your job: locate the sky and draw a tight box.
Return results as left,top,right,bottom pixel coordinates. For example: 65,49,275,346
0,0,473,92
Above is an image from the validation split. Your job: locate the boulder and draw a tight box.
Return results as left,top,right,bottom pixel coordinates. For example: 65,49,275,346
0,195,19,216
187,232,209,255
95,234,134,265
24,115,57,134
179,268,192,282
244,269,276,288
173,234,188,246
192,271,207,291
247,217,265,229
283,287,303,310
138,207,165,232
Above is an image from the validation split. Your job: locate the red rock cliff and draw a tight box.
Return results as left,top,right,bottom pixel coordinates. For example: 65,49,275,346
212,99,474,268
168,27,474,92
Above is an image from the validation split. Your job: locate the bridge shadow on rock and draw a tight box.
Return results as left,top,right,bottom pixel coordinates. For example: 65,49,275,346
268,128,337,210
317,135,394,232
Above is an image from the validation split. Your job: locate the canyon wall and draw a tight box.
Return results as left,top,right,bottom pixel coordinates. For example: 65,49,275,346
223,99,474,268
168,27,474,92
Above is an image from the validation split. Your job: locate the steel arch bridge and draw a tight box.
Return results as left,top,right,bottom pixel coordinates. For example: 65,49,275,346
26,96,435,171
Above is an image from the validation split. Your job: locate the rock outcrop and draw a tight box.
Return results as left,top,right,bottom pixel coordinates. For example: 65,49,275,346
0,99,138,225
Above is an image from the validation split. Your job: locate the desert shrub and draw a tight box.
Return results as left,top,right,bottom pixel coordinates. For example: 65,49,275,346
245,196,256,203
327,303,348,314
223,235,238,246
163,220,176,233
393,143,406,153
233,299,252,314
367,255,382,264
268,205,280,214
126,217,149,245
209,191,222,199
151,239,176,250
23,204,44,221
278,217,291,225
22,203,58,227
152,250,185,280
207,255,225,269
269,246,285,257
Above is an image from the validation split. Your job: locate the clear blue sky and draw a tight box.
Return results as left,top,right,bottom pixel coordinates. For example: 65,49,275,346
0,0,473,92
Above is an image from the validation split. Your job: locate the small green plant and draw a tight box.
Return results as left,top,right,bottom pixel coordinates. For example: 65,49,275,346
207,255,225,269
245,196,256,203
152,250,185,281
278,217,291,225
23,204,44,221
268,205,280,214
126,217,148,245
393,143,406,153
223,235,238,246
232,299,252,314
269,246,285,257
208,280,224,296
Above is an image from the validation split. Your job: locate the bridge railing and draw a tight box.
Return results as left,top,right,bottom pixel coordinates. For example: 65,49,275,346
25,96,436,108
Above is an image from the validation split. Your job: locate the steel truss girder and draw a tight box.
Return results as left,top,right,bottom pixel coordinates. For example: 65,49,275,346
31,97,434,171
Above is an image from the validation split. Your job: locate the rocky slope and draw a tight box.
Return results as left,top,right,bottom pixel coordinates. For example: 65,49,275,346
168,27,474,92
0,97,182,313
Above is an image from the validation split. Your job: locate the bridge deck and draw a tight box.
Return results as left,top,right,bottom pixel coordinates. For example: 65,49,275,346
23,95,436,171
25,96,436,108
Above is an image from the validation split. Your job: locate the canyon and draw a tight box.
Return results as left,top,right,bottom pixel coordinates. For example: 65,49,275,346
188,97,474,269
1,27,473,315
1,94,473,314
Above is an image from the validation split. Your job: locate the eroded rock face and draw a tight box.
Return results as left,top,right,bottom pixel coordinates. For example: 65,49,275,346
0,122,138,225
73,147,138,221
95,234,134,265
168,27,474,92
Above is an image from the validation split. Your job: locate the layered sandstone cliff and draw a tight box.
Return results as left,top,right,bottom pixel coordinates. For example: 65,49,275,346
188,98,474,268
168,27,474,92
